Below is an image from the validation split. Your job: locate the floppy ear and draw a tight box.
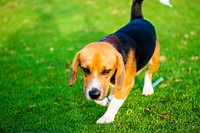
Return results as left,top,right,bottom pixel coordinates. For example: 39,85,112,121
115,52,125,89
69,52,80,87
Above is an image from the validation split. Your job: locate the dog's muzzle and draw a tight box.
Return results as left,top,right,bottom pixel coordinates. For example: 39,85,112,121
89,88,101,100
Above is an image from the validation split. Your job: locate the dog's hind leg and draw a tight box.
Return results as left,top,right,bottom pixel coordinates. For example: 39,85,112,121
142,40,160,96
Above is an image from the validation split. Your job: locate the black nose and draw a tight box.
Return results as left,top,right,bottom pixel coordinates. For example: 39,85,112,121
89,88,101,100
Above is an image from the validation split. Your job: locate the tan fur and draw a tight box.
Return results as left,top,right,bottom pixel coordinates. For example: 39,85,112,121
115,50,137,99
69,42,125,100
146,39,160,80
69,40,160,100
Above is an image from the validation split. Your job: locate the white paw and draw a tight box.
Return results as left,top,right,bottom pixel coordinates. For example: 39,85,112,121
96,97,124,124
96,115,114,124
142,85,154,96
95,98,109,106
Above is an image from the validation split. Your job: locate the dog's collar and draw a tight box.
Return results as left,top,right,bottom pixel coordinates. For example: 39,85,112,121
107,96,111,102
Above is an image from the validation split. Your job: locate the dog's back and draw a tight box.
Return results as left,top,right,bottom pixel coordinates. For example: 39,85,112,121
100,0,156,71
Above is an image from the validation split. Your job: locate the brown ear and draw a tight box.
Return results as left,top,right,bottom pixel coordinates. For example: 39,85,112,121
69,52,80,87
115,52,125,89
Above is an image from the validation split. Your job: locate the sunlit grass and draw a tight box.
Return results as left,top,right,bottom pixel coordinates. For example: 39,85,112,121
0,0,199,132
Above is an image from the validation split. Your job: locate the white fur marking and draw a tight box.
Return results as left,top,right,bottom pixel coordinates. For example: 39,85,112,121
88,72,100,90
95,98,109,106
142,74,154,96
94,72,97,78
96,97,124,124
86,72,101,100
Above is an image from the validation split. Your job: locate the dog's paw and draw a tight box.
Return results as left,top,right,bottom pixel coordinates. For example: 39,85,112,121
96,115,114,124
95,98,109,106
142,85,154,96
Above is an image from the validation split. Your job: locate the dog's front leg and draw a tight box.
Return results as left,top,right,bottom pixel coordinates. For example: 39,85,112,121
96,74,135,124
96,55,136,124
96,96,124,124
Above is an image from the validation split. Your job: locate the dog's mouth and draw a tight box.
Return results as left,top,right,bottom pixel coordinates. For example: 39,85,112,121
94,96,105,101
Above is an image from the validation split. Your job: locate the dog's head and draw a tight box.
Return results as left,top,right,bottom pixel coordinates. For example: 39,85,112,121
69,42,125,100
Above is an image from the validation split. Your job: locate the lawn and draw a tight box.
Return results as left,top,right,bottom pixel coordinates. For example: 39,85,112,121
0,0,199,132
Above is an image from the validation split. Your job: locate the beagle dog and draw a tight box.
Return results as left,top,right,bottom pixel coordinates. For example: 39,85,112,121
69,0,160,124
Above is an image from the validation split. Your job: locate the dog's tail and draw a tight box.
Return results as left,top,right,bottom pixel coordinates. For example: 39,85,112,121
130,0,144,21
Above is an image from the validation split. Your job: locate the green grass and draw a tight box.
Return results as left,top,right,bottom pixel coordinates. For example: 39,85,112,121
0,0,199,132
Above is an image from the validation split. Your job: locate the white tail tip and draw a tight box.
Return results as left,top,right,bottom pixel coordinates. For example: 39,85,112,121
159,0,173,7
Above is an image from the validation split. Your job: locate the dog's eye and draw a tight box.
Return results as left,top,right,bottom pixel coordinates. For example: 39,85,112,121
81,67,90,74
101,69,111,75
